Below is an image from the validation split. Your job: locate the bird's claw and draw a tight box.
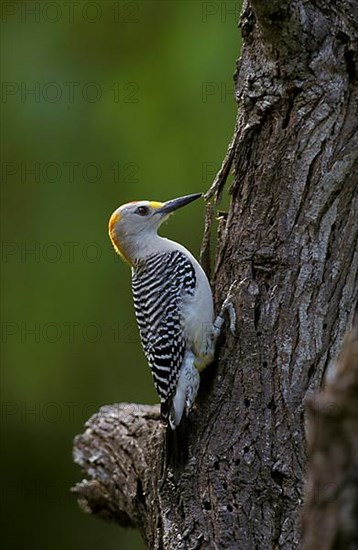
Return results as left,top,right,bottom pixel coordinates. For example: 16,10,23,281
219,280,237,335
217,278,247,336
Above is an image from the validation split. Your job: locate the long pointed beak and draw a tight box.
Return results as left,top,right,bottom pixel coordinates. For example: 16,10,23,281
155,193,202,215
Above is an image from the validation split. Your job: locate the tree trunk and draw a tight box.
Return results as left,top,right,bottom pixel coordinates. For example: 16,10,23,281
301,329,358,550
73,1,357,548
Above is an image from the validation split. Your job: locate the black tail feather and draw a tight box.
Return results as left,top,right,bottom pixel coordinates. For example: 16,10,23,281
160,401,170,426
160,399,189,480
165,415,189,472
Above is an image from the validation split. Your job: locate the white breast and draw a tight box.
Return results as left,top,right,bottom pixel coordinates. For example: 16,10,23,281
137,235,215,356
174,244,214,356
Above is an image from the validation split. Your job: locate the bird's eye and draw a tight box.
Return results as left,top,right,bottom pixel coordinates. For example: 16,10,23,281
136,206,149,216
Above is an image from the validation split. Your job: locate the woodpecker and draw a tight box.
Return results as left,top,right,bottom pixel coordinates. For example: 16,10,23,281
109,193,235,429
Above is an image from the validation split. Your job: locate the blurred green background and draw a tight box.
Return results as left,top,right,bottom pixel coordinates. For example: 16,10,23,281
1,1,241,548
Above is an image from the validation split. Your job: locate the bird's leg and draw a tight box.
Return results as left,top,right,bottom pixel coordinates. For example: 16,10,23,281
193,280,243,372
213,279,246,338
213,298,236,337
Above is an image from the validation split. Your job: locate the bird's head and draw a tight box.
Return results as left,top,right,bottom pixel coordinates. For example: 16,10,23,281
109,193,202,264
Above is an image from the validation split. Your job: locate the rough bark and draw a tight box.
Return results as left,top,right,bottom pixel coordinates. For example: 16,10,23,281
302,328,358,550
73,1,358,548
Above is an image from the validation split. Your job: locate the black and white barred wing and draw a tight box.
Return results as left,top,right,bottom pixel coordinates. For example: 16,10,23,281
131,250,196,423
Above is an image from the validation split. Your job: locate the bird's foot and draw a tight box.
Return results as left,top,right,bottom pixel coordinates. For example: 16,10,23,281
213,278,247,337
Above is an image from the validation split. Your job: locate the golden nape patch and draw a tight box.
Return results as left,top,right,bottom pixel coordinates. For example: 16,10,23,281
149,201,164,209
108,211,121,231
108,211,132,265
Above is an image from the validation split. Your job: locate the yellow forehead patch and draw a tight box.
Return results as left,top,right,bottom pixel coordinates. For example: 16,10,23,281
149,201,164,209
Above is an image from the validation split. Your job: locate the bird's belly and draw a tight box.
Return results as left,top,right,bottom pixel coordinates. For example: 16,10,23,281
182,282,214,357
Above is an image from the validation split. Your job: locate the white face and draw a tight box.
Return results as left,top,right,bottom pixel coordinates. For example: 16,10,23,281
108,200,168,263
108,194,202,263
109,200,167,239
